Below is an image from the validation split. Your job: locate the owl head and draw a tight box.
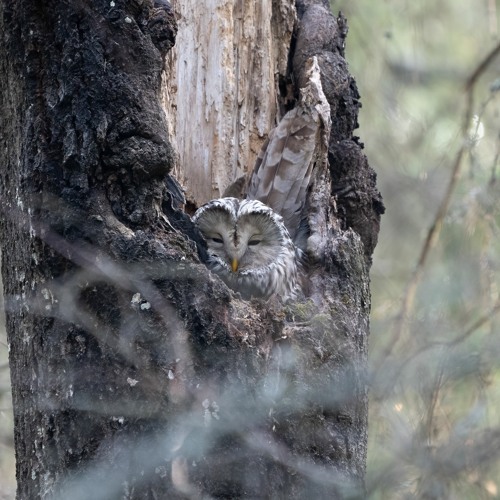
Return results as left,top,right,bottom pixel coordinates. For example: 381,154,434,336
193,198,299,300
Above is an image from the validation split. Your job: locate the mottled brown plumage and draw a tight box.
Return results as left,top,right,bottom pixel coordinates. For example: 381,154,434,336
247,57,330,240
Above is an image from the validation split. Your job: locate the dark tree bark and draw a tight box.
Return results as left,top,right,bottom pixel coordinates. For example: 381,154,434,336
0,1,383,499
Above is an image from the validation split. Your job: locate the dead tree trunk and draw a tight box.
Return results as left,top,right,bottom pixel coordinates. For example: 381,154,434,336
0,0,383,498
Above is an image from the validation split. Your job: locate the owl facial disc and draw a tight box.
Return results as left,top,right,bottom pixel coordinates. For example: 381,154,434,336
193,197,300,301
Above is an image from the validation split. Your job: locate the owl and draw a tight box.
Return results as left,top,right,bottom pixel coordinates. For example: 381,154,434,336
192,57,328,301
193,197,300,301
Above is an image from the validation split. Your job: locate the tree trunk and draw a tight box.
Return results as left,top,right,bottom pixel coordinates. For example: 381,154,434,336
0,0,383,499
164,0,295,204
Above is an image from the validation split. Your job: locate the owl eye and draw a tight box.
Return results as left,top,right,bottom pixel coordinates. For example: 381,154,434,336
248,238,261,246
210,236,224,244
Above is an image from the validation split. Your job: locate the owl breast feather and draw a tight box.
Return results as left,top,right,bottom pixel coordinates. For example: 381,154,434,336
206,249,299,301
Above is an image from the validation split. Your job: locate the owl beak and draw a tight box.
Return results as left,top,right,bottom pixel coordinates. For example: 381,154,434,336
231,258,239,272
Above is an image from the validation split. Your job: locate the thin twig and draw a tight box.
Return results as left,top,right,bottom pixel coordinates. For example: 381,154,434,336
373,41,500,373
422,352,445,446
447,299,500,348
372,299,500,403
465,42,500,91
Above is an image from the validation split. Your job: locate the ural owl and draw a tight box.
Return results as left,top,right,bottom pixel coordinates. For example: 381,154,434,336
192,57,329,301
193,197,300,301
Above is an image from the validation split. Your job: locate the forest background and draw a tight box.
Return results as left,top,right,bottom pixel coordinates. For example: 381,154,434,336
1,0,500,498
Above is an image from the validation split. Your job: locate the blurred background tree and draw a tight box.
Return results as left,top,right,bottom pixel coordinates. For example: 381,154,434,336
334,0,500,498
1,0,500,498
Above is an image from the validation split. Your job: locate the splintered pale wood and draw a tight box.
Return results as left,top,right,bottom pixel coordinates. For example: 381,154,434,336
163,0,295,205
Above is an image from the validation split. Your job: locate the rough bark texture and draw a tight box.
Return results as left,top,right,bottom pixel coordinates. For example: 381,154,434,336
0,0,383,499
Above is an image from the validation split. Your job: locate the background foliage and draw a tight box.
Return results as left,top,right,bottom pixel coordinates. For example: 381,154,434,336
335,0,500,498
1,0,500,497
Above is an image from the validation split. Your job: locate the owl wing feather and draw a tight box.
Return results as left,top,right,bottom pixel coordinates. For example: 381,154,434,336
247,57,331,240
192,58,330,302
